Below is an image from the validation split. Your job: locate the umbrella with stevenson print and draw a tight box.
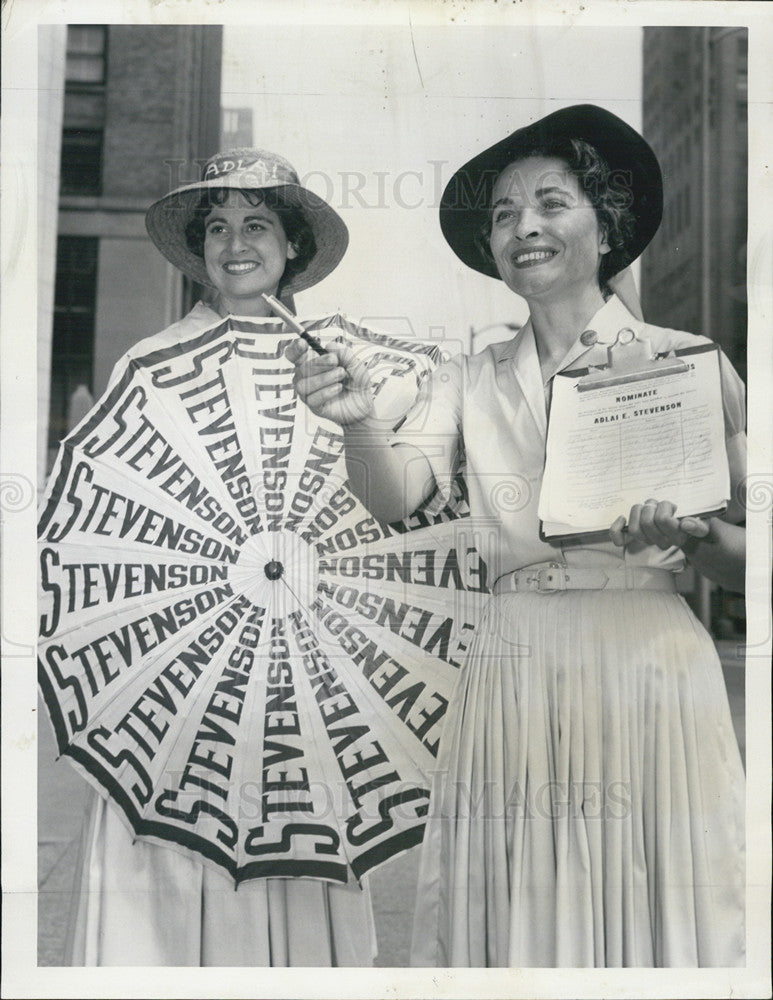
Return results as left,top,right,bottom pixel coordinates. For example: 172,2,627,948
38,312,489,885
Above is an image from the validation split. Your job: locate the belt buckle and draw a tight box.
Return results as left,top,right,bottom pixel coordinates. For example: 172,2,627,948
535,564,565,593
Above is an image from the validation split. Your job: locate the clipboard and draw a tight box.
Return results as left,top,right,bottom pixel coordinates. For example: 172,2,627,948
538,328,730,543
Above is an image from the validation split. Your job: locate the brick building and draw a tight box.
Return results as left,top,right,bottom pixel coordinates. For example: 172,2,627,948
42,24,223,476
640,27,747,380
640,26,748,633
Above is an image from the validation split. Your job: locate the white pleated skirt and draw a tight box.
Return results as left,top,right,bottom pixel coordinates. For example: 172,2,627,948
66,794,377,966
410,590,745,967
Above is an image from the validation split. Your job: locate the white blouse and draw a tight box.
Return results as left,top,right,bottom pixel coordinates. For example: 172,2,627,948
393,295,746,585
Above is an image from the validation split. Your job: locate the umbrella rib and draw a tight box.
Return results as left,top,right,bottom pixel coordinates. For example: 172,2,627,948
39,576,236,644
64,590,253,752
142,633,235,810
130,342,256,542
229,613,271,876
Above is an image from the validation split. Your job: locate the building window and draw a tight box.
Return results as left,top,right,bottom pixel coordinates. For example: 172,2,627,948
221,107,254,150
48,237,99,458
60,130,103,194
66,25,107,83
60,26,108,195
737,34,747,66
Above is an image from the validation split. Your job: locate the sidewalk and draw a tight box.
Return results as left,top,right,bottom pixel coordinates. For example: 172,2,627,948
37,706,88,966
37,642,746,967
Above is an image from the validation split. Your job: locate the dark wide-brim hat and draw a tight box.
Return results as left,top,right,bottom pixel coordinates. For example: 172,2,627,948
145,147,349,295
439,104,663,281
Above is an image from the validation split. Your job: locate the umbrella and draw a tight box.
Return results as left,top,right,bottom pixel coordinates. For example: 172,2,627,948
38,313,490,885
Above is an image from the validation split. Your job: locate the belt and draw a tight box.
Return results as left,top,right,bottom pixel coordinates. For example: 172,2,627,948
492,561,677,595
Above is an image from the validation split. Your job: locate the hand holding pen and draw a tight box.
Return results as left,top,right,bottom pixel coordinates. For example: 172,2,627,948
261,293,327,355
263,293,375,426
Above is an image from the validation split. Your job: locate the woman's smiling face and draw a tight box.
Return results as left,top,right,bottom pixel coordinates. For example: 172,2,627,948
488,155,610,302
203,190,297,313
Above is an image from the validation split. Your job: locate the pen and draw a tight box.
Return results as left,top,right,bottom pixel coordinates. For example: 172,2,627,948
261,293,327,355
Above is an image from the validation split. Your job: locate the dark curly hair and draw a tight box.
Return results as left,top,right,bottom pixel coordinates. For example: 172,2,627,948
184,187,317,291
477,137,636,289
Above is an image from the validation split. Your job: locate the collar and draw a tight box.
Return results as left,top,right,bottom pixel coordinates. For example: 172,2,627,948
569,294,647,355
496,294,646,384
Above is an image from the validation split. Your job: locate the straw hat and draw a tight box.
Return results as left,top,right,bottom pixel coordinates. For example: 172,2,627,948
439,104,663,282
145,148,348,295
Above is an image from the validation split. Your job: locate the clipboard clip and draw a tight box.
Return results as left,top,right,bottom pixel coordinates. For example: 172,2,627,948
577,327,689,391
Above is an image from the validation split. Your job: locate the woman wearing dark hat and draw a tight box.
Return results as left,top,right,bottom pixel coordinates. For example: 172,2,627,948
287,106,746,967
64,149,378,967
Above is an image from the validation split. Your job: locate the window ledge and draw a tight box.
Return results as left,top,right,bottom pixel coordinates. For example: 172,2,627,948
59,196,150,213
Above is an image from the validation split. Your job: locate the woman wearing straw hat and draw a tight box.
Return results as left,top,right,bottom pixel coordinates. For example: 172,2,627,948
287,106,746,967
64,148,378,967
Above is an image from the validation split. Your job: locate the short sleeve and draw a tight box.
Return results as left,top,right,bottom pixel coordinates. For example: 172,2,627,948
654,328,747,520
718,349,747,521
718,349,745,438
391,355,464,509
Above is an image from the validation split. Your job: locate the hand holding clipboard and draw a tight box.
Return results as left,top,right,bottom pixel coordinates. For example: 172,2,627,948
609,497,712,550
